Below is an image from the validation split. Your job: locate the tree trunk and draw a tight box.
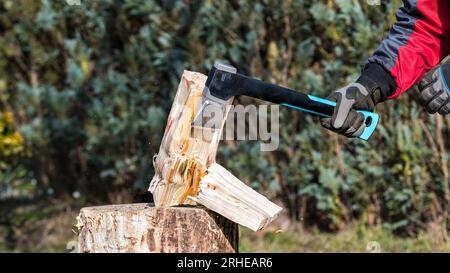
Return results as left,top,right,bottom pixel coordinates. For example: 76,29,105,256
76,203,238,253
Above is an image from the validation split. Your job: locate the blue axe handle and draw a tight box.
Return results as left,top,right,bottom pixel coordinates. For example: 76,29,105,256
281,95,379,141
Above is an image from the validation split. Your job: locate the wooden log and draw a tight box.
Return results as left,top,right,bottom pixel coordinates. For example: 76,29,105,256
149,70,232,207
192,163,282,231
76,203,238,253
149,70,282,231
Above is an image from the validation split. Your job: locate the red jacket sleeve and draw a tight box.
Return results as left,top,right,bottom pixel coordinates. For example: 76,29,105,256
364,0,450,99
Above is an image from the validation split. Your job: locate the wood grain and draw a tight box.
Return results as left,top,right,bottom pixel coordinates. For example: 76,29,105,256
149,70,233,206
76,203,238,253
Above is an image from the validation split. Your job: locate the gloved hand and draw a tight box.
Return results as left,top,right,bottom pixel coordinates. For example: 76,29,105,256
417,55,450,115
320,64,393,138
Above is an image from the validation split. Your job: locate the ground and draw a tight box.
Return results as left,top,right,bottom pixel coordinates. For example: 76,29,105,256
239,225,450,253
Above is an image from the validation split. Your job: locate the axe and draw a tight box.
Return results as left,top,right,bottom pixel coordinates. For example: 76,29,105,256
193,62,379,141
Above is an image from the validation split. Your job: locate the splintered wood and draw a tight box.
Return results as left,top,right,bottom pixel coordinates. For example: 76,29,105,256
149,70,282,231
194,163,283,231
149,71,225,206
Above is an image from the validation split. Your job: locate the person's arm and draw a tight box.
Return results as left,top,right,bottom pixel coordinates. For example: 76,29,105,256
365,0,450,99
322,0,450,138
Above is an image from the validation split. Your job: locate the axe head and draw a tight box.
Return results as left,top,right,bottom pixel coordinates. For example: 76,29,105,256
192,62,237,130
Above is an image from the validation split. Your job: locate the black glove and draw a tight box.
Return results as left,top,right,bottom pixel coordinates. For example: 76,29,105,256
418,55,450,115
321,63,395,138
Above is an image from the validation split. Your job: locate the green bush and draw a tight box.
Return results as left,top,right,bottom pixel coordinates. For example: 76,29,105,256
0,111,30,199
0,0,449,235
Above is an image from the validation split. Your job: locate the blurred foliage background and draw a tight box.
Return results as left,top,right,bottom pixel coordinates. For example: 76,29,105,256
1,0,450,252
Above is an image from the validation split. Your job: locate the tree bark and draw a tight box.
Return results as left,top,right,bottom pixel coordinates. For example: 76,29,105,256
76,203,238,253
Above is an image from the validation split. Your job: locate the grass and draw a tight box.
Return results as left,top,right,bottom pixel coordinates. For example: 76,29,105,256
239,223,450,253
0,200,79,253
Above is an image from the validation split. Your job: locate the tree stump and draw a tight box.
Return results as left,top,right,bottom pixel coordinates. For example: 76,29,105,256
76,203,238,253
